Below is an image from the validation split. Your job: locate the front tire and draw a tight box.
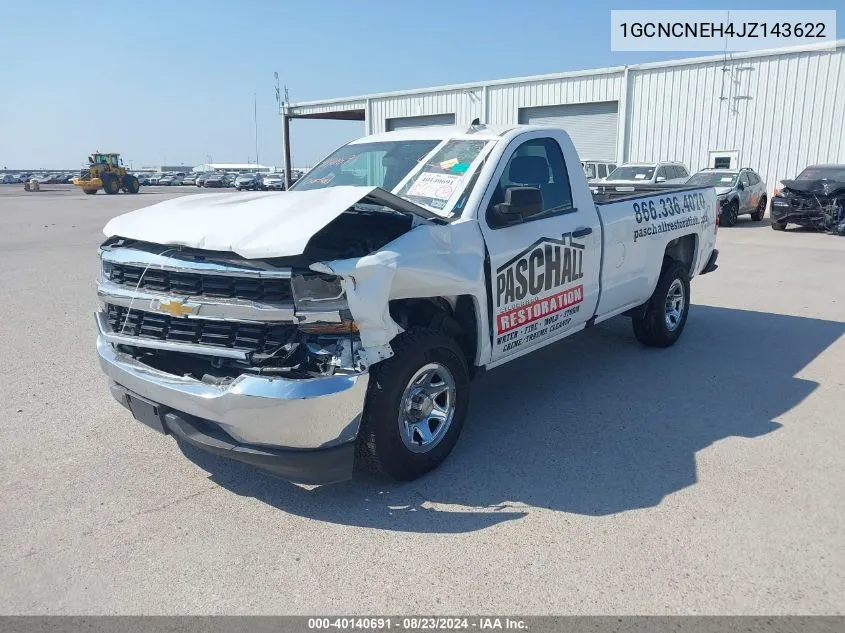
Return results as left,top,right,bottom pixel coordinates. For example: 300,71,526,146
771,220,787,231
721,200,739,227
356,328,470,481
751,196,766,222
632,260,690,348
102,174,120,195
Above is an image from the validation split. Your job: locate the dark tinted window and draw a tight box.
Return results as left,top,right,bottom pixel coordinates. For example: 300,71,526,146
740,173,751,186
598,164,608,178
676,166,688,178
488,137,573,228
796,166,845,181
655,166,669,181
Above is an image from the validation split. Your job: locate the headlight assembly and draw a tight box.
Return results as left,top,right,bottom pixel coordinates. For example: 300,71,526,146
291,273,347,312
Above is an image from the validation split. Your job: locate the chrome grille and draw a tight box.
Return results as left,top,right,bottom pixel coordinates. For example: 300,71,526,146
107,263,292,302
106,304,295,354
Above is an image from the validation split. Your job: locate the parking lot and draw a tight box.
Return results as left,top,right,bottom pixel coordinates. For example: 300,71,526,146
1,184,843,614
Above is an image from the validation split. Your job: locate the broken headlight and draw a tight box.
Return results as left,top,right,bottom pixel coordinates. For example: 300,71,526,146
291,272,347,312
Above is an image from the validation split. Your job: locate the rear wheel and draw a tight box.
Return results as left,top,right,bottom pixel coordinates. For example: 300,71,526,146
102,174,120,195
632,260,690,348
356,328,470,481
123,174,140,194
721,200,739,227
751,196,766,222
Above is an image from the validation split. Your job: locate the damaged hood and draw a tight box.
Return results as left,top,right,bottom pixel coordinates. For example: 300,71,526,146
102,185,444,259
782,179,845,196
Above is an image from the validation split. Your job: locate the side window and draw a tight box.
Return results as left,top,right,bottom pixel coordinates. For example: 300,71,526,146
676,166,688,178
608,163,617,173
487,137,574,229
740,172,751,187
748,172,760,185
598,164,608,178
655,166,668,182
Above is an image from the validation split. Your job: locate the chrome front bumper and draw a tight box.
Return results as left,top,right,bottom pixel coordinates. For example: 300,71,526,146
96,334,369,451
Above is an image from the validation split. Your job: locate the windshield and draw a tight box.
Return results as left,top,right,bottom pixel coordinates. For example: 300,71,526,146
686,172,737,187
796,166,845,181
396,139,491,212
606,165,655,181
293,140,440,192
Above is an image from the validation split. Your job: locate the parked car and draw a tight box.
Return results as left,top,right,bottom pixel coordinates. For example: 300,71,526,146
136,174,152,186
234,173,262,191
195,173,211,187
770,164,845,234
95,123,719,484
160,174,184,186
1,174,18,184
147,173,165,186
202,172,229,188
582,160,617,183
182,173,198,186
262,175,285,190
603,162,689,187
685,168,767,227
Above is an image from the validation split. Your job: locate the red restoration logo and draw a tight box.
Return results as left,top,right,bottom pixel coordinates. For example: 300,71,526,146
494,233,586,335
497,285,583,334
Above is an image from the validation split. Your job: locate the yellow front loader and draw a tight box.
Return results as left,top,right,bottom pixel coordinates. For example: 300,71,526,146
71,152,139,195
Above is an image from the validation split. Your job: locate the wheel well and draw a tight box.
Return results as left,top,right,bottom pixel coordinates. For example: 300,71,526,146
388,296,478,367
664,233,697,276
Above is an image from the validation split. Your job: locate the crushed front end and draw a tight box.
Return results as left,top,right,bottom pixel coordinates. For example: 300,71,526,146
95,239,371,484
771,179,845,235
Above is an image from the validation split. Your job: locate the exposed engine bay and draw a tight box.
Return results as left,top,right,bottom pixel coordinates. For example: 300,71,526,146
775,179,845,235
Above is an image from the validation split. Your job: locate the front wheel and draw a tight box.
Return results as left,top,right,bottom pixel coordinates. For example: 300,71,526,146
356,328,470,481
771,220,787,231
102,174,120,195
721,200,739,227
632,260,691,348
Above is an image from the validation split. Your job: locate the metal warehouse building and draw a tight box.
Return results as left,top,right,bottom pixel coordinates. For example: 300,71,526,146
286,40,845,190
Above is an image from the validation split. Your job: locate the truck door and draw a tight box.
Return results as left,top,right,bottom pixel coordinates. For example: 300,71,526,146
479,134,601,363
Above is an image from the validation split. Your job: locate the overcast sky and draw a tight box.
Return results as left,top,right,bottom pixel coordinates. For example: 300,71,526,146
1,0,842,169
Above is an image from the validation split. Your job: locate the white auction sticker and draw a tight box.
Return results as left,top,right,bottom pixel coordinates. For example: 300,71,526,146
406,172,462,200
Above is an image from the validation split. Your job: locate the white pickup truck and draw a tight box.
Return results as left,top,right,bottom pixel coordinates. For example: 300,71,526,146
96,124,719,484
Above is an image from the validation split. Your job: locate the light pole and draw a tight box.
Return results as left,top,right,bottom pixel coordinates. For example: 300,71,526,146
274,72,292,189
253,92,259,168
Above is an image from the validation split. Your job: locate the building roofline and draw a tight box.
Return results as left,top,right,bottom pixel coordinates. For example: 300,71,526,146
289,39,843,110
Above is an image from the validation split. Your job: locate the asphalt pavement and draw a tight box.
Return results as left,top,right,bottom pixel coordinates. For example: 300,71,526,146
1,184,843,614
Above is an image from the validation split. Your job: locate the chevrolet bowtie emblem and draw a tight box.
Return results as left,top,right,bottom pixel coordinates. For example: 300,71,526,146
153,298,197,318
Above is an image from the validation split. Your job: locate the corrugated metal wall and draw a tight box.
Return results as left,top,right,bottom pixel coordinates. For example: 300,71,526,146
626,46,845,190
291,43,845,191
487,73,622,124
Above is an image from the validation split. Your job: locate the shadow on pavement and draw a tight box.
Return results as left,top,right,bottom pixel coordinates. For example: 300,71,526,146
180,305,843,533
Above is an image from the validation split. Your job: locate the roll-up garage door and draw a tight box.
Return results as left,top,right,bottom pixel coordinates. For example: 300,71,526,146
518,101,618,161
386,113,456,131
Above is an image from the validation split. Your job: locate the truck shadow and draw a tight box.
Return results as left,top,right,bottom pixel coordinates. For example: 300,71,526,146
179,305,843,533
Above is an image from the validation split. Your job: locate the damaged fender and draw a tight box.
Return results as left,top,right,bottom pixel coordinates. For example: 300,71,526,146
311,220,490,367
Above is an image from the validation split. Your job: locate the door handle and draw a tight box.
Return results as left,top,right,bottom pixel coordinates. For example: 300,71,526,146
572,226,593,238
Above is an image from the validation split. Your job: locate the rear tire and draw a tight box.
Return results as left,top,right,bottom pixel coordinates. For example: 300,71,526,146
751,196,766,222
771,220,787,231
356,328,470,481
102,174,120,195
632,260,690,348
123,175,140,194
721,200,739,227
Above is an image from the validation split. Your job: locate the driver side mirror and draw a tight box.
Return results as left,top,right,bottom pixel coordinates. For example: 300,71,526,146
656,176,666,183
491,187,544,226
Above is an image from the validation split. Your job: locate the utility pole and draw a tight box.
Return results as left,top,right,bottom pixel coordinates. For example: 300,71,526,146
253,93,259,168
275,72,292,189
